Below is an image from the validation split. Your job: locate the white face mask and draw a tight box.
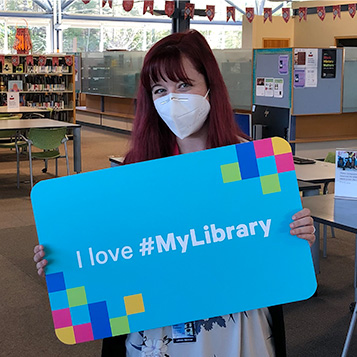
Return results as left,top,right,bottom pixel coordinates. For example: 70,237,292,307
154,90,210,140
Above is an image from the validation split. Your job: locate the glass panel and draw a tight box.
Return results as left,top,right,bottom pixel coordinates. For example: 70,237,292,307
63,28,101,53
343,47,357,113
81,51,145,97
4,0,45,12
213,49,253,111
0,22,4,51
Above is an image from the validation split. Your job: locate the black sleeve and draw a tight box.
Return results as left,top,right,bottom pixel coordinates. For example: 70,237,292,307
268,305,287,357
101,335,128,357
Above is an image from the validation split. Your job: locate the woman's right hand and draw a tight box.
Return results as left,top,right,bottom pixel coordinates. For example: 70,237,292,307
33,244,47,277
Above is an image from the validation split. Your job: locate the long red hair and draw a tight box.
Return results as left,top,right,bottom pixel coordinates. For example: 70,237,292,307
124,30,246,164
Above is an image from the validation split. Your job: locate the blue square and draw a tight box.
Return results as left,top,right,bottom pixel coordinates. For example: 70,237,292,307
70,304,91,326
49,290,69,310
235,142,259,179
88,301,112,339
257,156,278,177
46,272,66,293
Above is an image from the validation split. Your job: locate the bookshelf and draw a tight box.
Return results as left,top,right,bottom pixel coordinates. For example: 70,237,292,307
0,54,76,123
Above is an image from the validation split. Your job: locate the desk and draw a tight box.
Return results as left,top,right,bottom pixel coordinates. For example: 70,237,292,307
0,107,49,113
295,160,335,194
302,194,357,357
0,119,81,173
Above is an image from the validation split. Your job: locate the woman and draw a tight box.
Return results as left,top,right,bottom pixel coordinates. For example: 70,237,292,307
35,30,315,357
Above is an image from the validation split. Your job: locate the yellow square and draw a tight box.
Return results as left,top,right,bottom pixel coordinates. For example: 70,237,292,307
124,293,145,315
55,326,75,345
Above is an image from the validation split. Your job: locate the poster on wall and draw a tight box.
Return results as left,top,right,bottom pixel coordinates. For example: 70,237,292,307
264,78,274,97
274,78,284,98
278,55,289,75
321,49,336,78
256,77,265,96
335,149,357,199
305,68,318,87
294,69,305,88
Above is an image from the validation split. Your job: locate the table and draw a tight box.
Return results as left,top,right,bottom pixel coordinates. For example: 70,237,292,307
302,194,357,357
0,119,81,173
295,160,335,194
0,107,49,113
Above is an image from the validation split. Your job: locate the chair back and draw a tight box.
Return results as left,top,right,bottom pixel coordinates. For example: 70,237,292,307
28,127,67,150
0,130,17,139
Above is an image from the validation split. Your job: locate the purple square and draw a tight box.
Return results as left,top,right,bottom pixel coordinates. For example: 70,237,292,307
74,323,94,343
254,139,274,158
276,153,295,173
52,308,72,329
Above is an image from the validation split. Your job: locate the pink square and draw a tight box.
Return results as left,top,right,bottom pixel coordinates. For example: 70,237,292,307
52,308,72,329
275,153,295,173
254,138,274,158
74,323,94,343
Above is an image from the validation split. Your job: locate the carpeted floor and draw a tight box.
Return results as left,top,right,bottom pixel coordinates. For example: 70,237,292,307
1,125,357,356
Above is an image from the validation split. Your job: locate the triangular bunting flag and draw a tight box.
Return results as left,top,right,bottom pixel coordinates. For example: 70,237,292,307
349,3,356,18
282,8,290,23
299,7,307,22
333,5,341,19
227,6,235,22
123,0,134,12
317,6,325,21
206,5,215,21
184,3,194,19
263,8,272,23
165,1,175,17
143,1,154,15
245,7,254,23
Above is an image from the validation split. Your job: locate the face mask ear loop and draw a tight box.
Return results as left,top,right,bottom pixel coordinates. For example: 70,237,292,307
204,89,210,99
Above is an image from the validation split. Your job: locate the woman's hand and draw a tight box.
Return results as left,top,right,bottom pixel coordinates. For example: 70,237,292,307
290,208,316,247
33,244,47,277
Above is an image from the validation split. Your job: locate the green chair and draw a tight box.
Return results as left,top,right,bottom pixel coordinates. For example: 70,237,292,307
22,127,70,188
0,130,27,188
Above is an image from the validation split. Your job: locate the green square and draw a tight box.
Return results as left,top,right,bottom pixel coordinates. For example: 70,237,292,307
221,163,241,183
260,174,281,194
110,316,130,335
66,286,87,307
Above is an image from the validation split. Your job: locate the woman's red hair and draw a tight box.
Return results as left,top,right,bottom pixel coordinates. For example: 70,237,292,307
124,30,246,164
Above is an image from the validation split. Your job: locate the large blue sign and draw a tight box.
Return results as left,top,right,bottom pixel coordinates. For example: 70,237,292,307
31,137,317,344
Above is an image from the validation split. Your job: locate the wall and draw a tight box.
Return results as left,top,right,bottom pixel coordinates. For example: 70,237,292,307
293,1,357,47
242,15,294,49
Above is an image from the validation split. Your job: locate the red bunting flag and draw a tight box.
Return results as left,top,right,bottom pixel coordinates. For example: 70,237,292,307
0,55,5,66
65,55,73,66
38,55,46,66
11,56,19,67
102,0,107,7
108,0,112,8
184,3,194,19
26,55,34,66
143,1,154,15
227,6,235,22
333,5,341,19
123,0,134,12
263,8,272,23
282,8,290,23
52,57,59,66
82,0,90,4
349,3,356,18
245,7,254,23
317,6,325,21
299,7,307,22
165,1,174,17
206,5,215,21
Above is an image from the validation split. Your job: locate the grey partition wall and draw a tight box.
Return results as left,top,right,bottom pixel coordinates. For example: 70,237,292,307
252,48,292,109
343,47,357,113
293,48,343,115
214,49,253,111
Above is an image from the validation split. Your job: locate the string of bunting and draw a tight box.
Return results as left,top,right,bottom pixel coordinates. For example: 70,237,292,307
80,1,357,23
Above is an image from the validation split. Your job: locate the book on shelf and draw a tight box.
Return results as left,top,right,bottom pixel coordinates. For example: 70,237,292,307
2,58,12,74
335,149,357,200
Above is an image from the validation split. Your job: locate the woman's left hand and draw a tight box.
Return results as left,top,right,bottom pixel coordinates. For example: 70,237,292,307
290,208,316,247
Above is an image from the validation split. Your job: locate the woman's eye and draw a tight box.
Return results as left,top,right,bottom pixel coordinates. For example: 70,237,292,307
153,88,166,95
178,82,190,89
